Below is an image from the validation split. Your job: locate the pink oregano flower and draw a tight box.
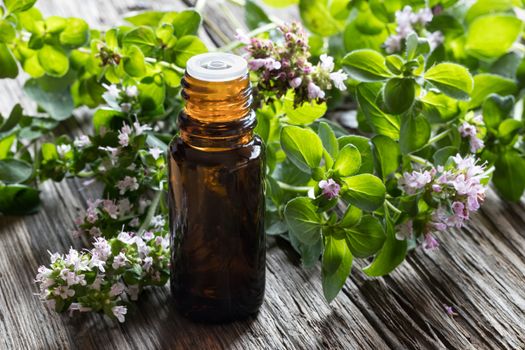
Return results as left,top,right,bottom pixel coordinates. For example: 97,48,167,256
238,22,348,105
319,178,340,199
397,154,488,250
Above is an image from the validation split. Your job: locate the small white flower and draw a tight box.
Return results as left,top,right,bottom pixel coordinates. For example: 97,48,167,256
142,256,153,272
330,71,348,91
112,252,128,270
150,215,165,228
142,231,154,241
112,305,127,323
73,135,91,148
103,84,121,99
307,82,325,99
125,85,138,98
89,227,102,237
289,77,302,88
53,285,75,299
129,217,140,227
118,198,133,214
116,176,139,195
109,282,126,297
319,54,334,72
133,121,152,135
102,200,119,219
384,35,403,54
117,231,134,244
148,147,163,160
57,144,71,157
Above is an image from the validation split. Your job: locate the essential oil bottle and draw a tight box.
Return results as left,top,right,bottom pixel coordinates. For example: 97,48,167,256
168,53,266,323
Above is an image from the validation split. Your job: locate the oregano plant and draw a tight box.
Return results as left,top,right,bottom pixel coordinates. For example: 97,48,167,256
0,0,522,323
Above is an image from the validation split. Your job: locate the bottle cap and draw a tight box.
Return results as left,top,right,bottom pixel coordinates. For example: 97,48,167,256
186,52,248,82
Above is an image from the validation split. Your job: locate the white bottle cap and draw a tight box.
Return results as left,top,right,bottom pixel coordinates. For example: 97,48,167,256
186,52,248,82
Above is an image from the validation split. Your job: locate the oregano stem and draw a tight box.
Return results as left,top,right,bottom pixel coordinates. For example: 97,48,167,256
137,190,163,235
427,129,452,145
385,199,402,215
408,154,433,167
276,180,311,193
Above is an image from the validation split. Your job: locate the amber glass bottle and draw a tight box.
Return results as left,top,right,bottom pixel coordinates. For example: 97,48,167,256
168,53,265,323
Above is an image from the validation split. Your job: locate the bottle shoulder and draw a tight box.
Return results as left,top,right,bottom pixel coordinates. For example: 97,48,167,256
169,135,264,166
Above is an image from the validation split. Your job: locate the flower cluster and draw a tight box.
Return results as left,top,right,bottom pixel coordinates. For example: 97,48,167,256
35,228,170,323
458,114,485,153
237,22,348,105
384,6,444,54
102,84,139,114
397,154,488,249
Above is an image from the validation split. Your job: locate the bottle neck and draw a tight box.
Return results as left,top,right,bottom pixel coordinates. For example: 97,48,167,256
178,74,255,150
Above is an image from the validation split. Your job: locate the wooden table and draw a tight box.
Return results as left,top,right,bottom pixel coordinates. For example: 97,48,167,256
1,1,525,349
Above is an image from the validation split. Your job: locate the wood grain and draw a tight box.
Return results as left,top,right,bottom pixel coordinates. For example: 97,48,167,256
1,1,525,349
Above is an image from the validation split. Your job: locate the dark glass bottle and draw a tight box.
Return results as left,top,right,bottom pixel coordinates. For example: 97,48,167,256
168,53,266,323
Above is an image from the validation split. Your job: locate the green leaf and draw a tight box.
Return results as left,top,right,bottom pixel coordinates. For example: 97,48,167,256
170,10,201,38
0,158,33,183
371,134,400,180
24,74,74,120
0,20,16,43
345,215,386,258
334,144,361,177
355,83,400,139
469,74,517,109
263,0,298,7
245,0,271,30
125,11,166,26
299,0,346,36
280,126,323,173
37,45,69,77
284,94,327,125
385,55,404,75
0,43,18,78
399,114,430,154
93,108,124,132
342,174,386,211
338,135,374,174
322,235,352,303
490,52,522,79
284,197,323,245
482,94,514,130
41,143,58,161
4,0,36,13
123,45,146,77
172,35,207,67
0,104,23,132
498,119,522,144
339,205,362,228
0,184,40,215
493,150,525,201
420,91,460,121
383,78,415,114
363,217,407,276
138,80,166,117
433,146,458,165
466,15,522,60
343,4,388,52
122,26,157,56
289,231,323,267
59,18,89,47
0,133,16,159
424,62,473,100
342,49,392,82
318,122,338,159
45,16,67,33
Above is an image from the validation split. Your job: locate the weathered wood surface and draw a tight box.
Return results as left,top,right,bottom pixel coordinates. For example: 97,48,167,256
1,1,525,349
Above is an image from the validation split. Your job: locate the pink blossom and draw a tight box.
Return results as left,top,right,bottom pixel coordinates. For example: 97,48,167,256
112,252,128,270
423,234,439,250
73,135,91,148
112,305,127,323
319,178,340,199
289,77,302,88
116,176,139,195
307,82,325,99
396,220,413,240
109,282,126,297
102,200,119,219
